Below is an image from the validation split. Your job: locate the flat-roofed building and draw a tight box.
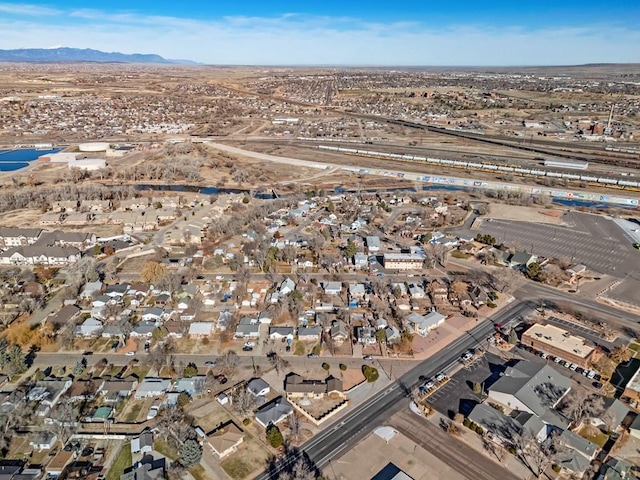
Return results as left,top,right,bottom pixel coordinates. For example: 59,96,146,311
521,323,595,368
382,253,424,271
622,363,640,403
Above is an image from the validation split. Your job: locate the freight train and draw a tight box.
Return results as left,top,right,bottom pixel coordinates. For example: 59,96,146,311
317,145,640,190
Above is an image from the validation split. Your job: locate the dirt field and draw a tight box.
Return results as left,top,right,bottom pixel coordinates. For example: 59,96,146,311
487,203,565,224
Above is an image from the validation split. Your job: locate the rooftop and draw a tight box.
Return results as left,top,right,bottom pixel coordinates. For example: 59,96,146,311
522,323,594,359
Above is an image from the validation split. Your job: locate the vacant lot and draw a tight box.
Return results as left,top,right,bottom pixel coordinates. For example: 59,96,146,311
220,437,270,480
191,401,234,433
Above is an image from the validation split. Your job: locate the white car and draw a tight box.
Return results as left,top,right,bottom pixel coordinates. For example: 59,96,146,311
244,341,255,348
435,373,447,383
554,357,562,363
462,352,473,362
125,351,135,356
215,275,224,280
541,353,549,360
570,363,578,371
587,370,596,379
563,361,571,368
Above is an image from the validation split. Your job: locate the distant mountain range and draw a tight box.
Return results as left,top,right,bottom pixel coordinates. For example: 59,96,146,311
0,47,196,64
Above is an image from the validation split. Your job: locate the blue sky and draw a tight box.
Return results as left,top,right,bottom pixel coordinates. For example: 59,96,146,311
0,1,638,65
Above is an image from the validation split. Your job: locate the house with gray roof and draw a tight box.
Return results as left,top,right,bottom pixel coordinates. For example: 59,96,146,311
555,429,599,475
405,311,446,337
0,227,43,250
255,397,293,428
173,377,205,396
131,431,153,455
134,378,172,399
247,378,270,398
330,320,349,342
487,361,571,429
235,317,260,338
298,325,322,341
269,326,294,340
323,281,343,295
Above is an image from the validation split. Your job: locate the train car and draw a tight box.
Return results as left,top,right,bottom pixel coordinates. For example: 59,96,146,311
561,174,581,180
402,155,414,161
466,162,483,169
426,158,440,164
546,172,563,178
514,168,531,174
440,159,455,165
597,177,618,185
483,164,498,170
529,170,546,176
452,161,468,167
497,166,515,172
414,156,427,162
580,175,598,182
618,180,639,188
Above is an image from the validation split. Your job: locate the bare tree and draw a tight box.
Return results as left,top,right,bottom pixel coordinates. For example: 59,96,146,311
489,268,523,294
558,388,605,426
268,352,290,377
218,351,239,378
230,386,257,417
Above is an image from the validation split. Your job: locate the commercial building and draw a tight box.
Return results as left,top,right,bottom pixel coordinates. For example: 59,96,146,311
382,253,424,271
521,323,595,368
621,363,640,403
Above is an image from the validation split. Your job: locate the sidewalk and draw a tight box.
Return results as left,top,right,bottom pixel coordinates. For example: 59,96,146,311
427,411,535,480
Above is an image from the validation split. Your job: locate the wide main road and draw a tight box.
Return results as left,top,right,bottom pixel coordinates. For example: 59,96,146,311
255,302,531,480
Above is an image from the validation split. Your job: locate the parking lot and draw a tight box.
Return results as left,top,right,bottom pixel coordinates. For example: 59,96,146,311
454,212,640,276
426,352,507,417
545,316,623,348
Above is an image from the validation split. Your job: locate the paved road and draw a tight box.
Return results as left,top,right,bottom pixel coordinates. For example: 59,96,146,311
31,351,420,372
254,303,527,480
391,409,521,480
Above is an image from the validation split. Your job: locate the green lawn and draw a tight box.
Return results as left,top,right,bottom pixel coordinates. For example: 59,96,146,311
106,443,132,480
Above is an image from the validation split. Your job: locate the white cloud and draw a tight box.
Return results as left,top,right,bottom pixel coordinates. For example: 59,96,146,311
0,2,60,16
0,7,638,65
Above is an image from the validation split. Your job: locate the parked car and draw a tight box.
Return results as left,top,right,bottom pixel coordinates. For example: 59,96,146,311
592,381,603,389
215,375,228,384
435,373,447,383
554,357,562,363
461,351,473,362
125,351,135,356
587,371,596,379
204,361,216,367
242,346,253,352
570,363,578,371
363,355,373,360
82,351,93,356
307,353,319,358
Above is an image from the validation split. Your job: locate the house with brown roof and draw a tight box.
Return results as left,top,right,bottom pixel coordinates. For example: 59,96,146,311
206,421,244,459
99,378,138,403
48,304,81,327
284,373,343,399
66,379,101,402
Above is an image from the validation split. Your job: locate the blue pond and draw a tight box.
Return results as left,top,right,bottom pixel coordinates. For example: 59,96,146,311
0,148,60,171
